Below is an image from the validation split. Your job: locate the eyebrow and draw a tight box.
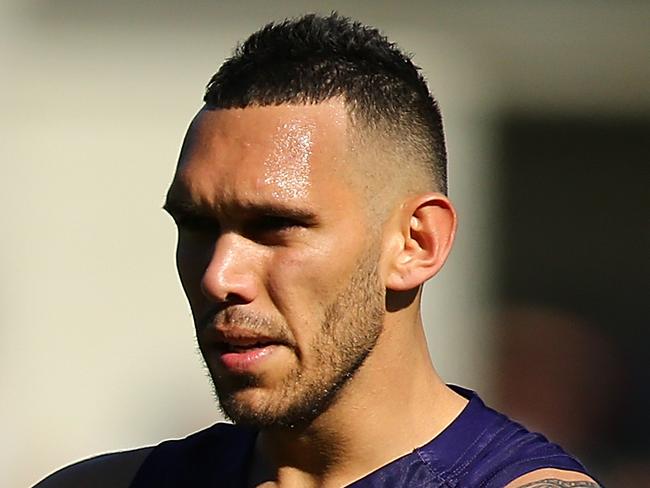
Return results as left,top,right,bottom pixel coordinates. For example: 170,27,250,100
162,195,204,218
163,194,319,224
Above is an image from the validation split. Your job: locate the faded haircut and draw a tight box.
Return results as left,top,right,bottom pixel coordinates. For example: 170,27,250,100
203,12,448,195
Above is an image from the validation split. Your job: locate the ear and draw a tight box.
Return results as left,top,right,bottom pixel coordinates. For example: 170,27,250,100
384,193,457,291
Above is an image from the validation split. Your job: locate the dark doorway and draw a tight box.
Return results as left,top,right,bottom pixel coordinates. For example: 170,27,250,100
495,114,649,479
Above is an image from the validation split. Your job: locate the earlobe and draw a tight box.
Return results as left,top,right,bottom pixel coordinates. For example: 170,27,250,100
385,193,457,291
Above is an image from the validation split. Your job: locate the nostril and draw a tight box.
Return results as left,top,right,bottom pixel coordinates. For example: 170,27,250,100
199,244,259,305
200,272,255,304
223,292,250,306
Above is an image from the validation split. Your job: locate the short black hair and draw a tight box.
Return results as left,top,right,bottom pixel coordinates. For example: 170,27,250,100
204,13,448,194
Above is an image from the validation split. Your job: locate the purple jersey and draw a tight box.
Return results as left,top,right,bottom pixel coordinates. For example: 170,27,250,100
130,386,590,487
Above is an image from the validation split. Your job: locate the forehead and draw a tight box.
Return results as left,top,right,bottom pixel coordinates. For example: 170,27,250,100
169,101,351,210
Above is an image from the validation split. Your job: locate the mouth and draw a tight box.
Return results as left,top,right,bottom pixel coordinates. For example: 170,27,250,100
216,335,282,351
222,342,273,352
213,334,286,373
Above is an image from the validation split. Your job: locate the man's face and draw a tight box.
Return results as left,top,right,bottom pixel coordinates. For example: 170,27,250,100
165,101,386,428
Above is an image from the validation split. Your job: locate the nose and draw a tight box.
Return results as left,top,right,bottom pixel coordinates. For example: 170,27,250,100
200,232,259,305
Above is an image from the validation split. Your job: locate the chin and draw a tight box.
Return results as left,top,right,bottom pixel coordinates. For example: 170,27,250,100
218,392,301,429
210,376,281,425
215,375,350,430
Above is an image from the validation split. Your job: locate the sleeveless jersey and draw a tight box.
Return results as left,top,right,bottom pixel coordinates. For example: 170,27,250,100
130,386,590,487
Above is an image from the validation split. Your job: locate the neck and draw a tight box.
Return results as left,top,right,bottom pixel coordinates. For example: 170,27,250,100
248,313,468,487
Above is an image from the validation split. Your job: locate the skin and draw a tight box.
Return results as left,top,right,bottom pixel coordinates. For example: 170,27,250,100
167,101,387,430
505,469,599,487
33,99,599,488
165,100,467,486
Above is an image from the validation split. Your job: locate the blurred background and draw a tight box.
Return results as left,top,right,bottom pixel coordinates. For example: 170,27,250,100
2,1,648,486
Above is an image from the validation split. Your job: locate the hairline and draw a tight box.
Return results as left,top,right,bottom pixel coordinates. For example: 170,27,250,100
201,96,437,224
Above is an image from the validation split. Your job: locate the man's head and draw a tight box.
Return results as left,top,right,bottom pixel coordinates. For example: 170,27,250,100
164,13,456,429
204,13,448,207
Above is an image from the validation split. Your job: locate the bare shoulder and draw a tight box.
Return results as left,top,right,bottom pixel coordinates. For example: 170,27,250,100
506,468,600,487
33,447,154,488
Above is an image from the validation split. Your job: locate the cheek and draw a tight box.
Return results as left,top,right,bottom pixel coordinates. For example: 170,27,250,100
266,244,353,322
175,235,212,303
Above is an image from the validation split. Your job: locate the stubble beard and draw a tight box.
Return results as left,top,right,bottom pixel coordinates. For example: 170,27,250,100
211,250,386,430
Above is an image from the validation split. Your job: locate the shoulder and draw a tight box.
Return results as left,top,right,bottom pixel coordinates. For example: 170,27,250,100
464,409,593,486
505,468,601,487
33,447,154,488
424,386,595,487
127,422,257,487
33,424,248,488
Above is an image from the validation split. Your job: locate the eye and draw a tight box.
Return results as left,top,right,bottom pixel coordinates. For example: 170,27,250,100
244,215,304,242
174,214,219,234
256,215,301,232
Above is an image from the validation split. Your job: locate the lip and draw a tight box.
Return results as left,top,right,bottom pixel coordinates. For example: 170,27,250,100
218,344,279,373
206,325,289,373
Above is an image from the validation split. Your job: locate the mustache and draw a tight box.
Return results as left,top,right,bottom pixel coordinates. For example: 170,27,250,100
197,306,295,345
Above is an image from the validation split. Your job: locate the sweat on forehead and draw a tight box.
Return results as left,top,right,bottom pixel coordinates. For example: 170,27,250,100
172,100,432,223
170,101,364,208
